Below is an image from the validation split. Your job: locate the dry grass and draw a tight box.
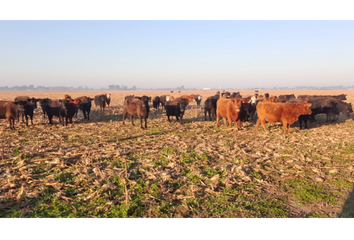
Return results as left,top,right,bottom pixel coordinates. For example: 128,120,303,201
1,90,354,218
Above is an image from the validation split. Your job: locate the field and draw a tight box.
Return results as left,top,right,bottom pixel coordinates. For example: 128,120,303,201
1,90,354,218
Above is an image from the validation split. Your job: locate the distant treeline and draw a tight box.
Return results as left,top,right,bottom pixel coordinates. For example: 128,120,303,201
0,84,354,91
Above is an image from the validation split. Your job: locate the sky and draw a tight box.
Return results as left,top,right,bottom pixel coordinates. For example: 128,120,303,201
1,20,354,89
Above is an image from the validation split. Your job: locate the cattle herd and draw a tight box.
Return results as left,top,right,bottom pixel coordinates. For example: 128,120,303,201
0,91,353,135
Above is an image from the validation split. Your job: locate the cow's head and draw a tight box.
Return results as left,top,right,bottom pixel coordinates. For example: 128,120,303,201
231,98,242,112
302,103,312,115
13,100,26,113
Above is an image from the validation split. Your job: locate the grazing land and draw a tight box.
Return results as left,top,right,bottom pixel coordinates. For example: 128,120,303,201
1,90,354,218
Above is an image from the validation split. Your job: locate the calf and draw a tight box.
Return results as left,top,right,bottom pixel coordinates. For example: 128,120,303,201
0,101,26,130
256,102,312,134
14,96,39,126
123,96,150,128
75,96,93,120
216,98,243,128
165,99,187,123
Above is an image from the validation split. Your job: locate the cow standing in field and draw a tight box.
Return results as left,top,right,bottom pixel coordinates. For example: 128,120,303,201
165,99,188,124
160,95,170,108
0,101,26,130
204,95,219,121
39,98,51,118
153,96,161,109
195,95,202,106
123,96,150,128
298,97,353,129
256,102,312,134
216,98,243,128
46,100,68,126
14,96,39,126
94,94,107,111
75,96,93,120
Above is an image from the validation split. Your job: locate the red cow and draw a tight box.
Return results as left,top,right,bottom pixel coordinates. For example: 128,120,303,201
256,102,312,134
216,98,243,128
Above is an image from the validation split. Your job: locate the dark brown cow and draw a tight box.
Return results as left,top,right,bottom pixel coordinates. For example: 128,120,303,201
278,94,296,103
153,96,161,109
94,94,107,111
75,96,93,120
160,95,170,108
216,98,243,127
0,101,26,130
123,96,150,128
256,102,312,134
204,95,219,121
297,94,347,101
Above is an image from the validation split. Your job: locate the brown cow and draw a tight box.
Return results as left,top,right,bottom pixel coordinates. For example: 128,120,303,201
123,96,150,128
0,101,26,130
256,102,312,134
216,98,243,128
263,96,280,102
180,95,194,103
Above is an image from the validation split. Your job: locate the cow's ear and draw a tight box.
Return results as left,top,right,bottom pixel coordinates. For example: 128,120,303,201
307,103,312,107
14,101,19,105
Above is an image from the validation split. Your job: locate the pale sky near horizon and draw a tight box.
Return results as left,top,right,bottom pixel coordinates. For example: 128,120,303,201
1,20,353,89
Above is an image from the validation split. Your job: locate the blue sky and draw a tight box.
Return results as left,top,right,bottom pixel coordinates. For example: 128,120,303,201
1,20,353,89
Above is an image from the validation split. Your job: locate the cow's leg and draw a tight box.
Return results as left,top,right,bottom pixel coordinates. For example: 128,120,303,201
167,115,171,122
216,112,220,126
87,110,90,120
30,114,34,126
144,117,147,128
122,111,127,125
130,115,135,125
140,116,143,128
205,108,207,121
25,114,29,127
82,110,86,119
227,116,233,128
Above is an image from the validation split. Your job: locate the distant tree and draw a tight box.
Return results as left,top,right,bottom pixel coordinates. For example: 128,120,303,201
132,86,137,90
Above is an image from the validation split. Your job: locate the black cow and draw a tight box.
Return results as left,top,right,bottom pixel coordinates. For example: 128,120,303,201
123,96,150,128
39,98,51,118
75,96,93,120
204,95,219,121
0,101,26,130
298,97,353,129
14,96,39,126
94,94,106,111
165,99,187,124
46,100,69,126
195,95,202,106
221,92,230,98
230,92,242,98
153,96,161,109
